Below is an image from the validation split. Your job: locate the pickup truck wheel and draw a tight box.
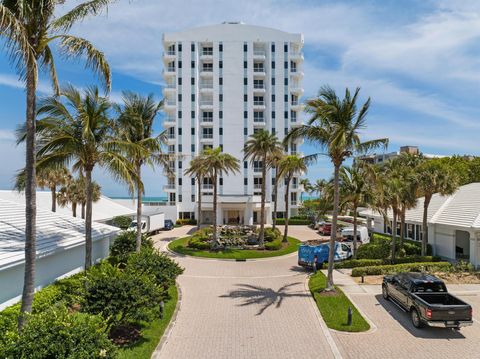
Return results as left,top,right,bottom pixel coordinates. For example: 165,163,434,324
411,309,424,329
382,285,389,301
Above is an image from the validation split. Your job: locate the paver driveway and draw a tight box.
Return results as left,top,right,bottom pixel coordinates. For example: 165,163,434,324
152,226,338,359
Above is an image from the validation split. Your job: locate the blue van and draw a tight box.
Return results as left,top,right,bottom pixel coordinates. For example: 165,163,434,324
298,242,351,269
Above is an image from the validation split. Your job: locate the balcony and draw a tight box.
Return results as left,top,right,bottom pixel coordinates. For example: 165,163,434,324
163,50,176,61
290,68,304,78
253,183,263,190
200,66,214,77
253,118,266,127
253,67,266,76
253,167,264,173
291,200,298,206
199,100,214,110
163,184,176,192
253,100,266,110
200,118,214,125
166,134,175,143
253,83,266,93
163,117,176,127
199,81,214,93
290,120,302,127
163,66,176,76
291,100,302,111
290,83,304,95
163,82,176,95
200,48,213,60
200,133,214,143
164,99,176,110
202,184,214,191
289,51,304,61
253,49,266,60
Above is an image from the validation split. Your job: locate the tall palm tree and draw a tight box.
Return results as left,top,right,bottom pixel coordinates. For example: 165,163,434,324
19,85,137,270
270,151,286,231
243,130,283,247
14,166,70,212
299,178,311,203
286,86,388,290
417,160,459,255
1,0,112,328
185,154,208,231
339,164,371,258
202,147,240,245
277,155,313,242
115,92,168,252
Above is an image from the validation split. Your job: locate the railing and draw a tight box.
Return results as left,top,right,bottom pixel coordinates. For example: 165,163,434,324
201,117,213,122
200,82,213,89
291,82,301,89
291,200,297,206
254,101,265,106
167,134,175,139
164,184,175,189
290,117,297,122
253,50,266,56
253,67,265,73
201,67,213,72
253,167,263,172
202,133,213,139
253,117,265,123
165,50,176,56
166,67,175,72
202,184,214,189
291,100,299,106
164,116,175,122
202,50,213,56
290,51,303,57
253,83,265,89
165,99,176,106
200,100,213,106
165,82,176,89
254,184,262,190
291,67,298,73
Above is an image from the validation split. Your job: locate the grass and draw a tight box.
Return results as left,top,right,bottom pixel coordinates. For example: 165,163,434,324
168,236,301,259
117,285,178,359
308,271,370,332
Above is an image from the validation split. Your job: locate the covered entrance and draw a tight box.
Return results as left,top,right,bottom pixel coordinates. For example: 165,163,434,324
224,210,242,224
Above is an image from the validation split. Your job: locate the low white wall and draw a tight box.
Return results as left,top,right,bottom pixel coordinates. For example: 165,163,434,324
0,235,114,311
433,224,455,260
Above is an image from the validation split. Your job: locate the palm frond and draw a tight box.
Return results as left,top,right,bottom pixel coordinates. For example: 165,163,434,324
51,0,113,32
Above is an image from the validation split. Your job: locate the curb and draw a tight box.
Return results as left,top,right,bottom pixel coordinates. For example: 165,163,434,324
151,281,183,358
304,275,343,359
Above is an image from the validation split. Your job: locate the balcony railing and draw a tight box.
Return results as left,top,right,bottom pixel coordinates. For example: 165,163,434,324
253,50,266,56
201,117,213,122
200,82,213,89
164,184,175,189
254,184,263,190
165,82,176,89
164,116,175,122
202,133,213,139
254,101,265,106
290,51,303,57
254,83,265,89
291,200,297,206
202,50,213,56
166,67,175,72
200,100,213,106
201,67,213,72
254,117,265,123
253,67,265,73
291,100,299,106
290,67,299,73
165,50,175,56
202,184,214,189
253,167,263,173
167,134,175,139
165,99,176,106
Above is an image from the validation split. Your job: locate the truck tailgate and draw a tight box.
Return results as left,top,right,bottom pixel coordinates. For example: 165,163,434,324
415,293,472,321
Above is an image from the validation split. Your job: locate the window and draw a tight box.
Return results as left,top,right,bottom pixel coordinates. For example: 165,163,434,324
291,143,297,155
244,161,248,169
284,111,288,119
244,111,248,119
254,79,264,89
202,111,213,122
219,128,223,135
178,77,182,85
271,127,276,134
271,78,275,85
178,110,182,118
271,111,275,119
271,177,276,185
178,144,182,152
178,127,182,135
191,110,195,118
253,62,264,72
191,144,195,152
219,43,223,52
271,61,275,69
191,43,195,52
178,60,182,68
291,94,299,105
178,161,182,169
178,178,182,186
178,195,182,203
219,111,223,119
284,94,288,102
284,61,288,69
253,111,264,122
202,127,213,138
202,46,213,56
290,110,297,122
284,128,288,135
284,78,288,86
191,194,195,202
244,94,248,102
244,178,248,185
243,43,248,52
202,63,213,72
191,127,195,135
290,61,297,72
253,95,263,105
271,43,275,52
219,61,223,69
219,178,223,186
191,60,195,68
191,178,195,185
244,78,247,85
191,77,195,85
219,94,223,102
219,144,223,152
253,161,263,172
284,43,288,52
254,177,263,192
244,128,247,135
219,77,223,85
168,145,175,154
178,43,182,52
272,94,275,102
253,128,262,134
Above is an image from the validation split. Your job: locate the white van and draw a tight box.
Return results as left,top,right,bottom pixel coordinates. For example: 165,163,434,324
341,226,370,244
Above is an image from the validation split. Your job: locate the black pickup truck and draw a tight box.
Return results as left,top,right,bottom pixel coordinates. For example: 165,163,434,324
382,273,473,329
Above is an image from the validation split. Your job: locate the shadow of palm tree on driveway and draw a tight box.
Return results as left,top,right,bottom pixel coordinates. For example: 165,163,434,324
220,282,310,316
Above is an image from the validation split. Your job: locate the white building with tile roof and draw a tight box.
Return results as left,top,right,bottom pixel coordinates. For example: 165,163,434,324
0,198,120,310
360,182,480,268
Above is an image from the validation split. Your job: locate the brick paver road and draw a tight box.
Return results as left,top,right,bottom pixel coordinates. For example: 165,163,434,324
152,226,337,359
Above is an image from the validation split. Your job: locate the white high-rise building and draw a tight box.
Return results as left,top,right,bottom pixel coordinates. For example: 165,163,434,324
162,22,304,225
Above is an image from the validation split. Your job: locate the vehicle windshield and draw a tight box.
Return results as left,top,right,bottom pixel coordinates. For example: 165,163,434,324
412,282,447,293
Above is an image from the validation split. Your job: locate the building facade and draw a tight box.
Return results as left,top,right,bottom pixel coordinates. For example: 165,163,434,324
162,23,304,225
355,145,445,165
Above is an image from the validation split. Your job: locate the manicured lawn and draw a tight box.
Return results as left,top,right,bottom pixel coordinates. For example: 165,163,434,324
308,271,370,332
168,236,301,259
118,285,178,359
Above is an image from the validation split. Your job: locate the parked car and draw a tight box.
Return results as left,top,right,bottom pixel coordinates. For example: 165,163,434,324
314,220,326,230
318,223,332,236
382,273,473,329
163,219,174,230
298,242,352,269
341,226,370,244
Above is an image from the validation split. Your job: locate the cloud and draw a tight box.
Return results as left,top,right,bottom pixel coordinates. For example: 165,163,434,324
0,129,15,141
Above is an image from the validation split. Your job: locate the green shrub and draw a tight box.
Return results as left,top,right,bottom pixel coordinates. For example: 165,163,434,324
265,239,282,250
356,243,391,259
83,262,163,326
290,215,309,220
112,215,133,230
8,306,116,359
275,218,311,225
331,256,442,269
351,261,453,277
109,231,153,265
126,247,184,290
188,237,211,250
263,227,281,242
176,218,197,226
370,233,433,256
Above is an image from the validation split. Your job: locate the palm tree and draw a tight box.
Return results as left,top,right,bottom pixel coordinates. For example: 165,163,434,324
277,155,314,242
243,130,283,247
185,154,208,231
21,85,137,270
202,147,240,245
299,178,311,203
270,151,286,231
286,86,388,290
115,92,168,252
417,160,459,255
14,166,70,212
57,175,101,218
1,0,112,328
339,164,371,258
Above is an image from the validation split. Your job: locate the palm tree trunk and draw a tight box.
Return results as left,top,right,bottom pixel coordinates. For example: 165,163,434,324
400,208,406,250
352,205,358,259
283,177,290,242
212,172,218,246
272,166,279,231
85,167,94,269
421,195,431,256
327,163,340,291
259,160,266,248
391,208,398,262
72,202,77,217
197,175,202,230
19,65,37,331
81,202,86,219
50,186,56,212
136,162,142,253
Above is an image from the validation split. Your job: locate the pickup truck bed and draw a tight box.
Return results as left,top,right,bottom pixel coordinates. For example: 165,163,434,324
414,293,472,322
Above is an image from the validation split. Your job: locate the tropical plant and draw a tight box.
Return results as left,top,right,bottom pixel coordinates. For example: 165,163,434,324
277,155,314,242
299,178,311,203
57,175,101,219
20,85,137,270
185,155,208,231
202,147,240,245
15,166,70,212
243,130,283,247
0,0,112,328
339,164,371,258
269,151,285,231
417,160,459,255
115,91,167,252
286,86,388,290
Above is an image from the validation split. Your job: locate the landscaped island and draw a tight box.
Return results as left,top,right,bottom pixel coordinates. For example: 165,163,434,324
168,226,301,259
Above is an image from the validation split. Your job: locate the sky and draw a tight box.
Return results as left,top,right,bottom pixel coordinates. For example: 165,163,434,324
0,0,479,197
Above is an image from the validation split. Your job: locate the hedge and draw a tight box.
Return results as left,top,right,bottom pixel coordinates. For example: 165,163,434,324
351,261,453,277
275,218,311,225
331,256,442,269
176,218,197,226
